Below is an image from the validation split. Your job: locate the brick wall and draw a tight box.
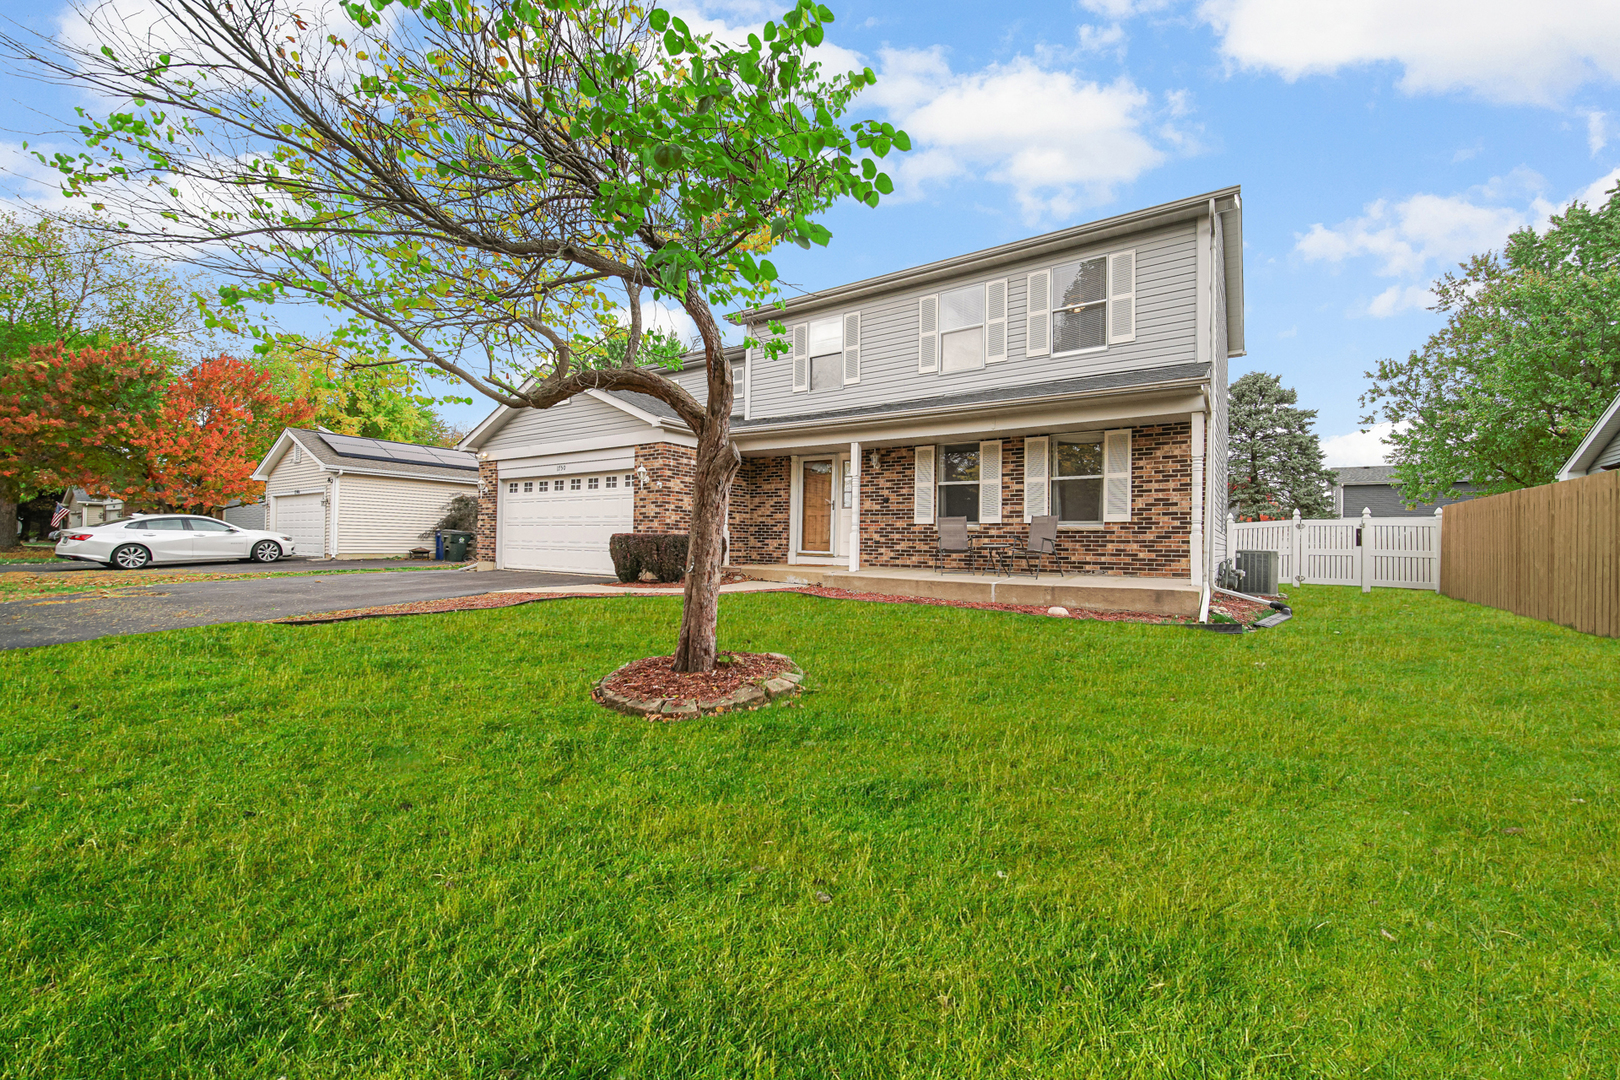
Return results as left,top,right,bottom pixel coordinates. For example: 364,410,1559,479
475,458,498,561
633,443,697,532
726,424,1193,577
729,455,791,564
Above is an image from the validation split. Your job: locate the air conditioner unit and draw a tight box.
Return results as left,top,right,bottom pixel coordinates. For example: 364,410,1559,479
1234,549,1280,595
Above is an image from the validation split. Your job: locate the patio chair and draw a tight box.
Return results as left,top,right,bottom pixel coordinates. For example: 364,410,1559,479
1019,515,1060,577
934,516,976,574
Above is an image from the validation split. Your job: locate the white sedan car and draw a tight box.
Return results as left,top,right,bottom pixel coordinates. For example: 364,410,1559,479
55,514,297,570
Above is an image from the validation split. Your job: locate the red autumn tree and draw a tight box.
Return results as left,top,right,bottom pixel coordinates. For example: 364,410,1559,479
140,354,316,514
0,342,167,547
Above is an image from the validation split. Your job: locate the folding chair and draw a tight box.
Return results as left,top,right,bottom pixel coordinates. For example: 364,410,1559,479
1020,515,1060,577
934,515,976,574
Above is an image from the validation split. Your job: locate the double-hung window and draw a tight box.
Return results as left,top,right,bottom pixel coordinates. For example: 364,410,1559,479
808,317,842,391
940,284,986,373
938,443,981,521
1050,257,1107,355
1053,436,1104,523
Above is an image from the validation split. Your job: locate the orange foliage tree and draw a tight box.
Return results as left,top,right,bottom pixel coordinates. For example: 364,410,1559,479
140,354,315,514
0,342,167,547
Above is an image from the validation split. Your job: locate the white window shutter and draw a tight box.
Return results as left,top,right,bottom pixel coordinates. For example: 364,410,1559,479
843,311,861,384
918,295,939,373
1024,436,1049,521
986,279,1008,363
1025,270,1050,357
791,322,809,392
1103,428,1132,522
979,440,1002,524
1108,250,1136,344
913,446,935,524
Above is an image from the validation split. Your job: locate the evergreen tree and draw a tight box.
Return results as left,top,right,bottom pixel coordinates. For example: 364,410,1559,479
1227,372,1337,520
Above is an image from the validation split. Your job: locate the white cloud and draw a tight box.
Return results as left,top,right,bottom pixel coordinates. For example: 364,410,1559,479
1196,0,1620,106
1080,0,1172,17
1296,190,1540,279
1577,167,1620,209
1587,112,1609,156
1366,284,1435,318
1321,422,1403,468
1076,23,1127,57
866,48,1176,221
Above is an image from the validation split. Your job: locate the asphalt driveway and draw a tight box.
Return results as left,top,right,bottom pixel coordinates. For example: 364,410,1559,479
0,568,612,649
15,556,455,575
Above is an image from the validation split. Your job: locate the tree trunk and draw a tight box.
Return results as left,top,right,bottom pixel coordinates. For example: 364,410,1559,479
0,481,18,550
672,421,741,672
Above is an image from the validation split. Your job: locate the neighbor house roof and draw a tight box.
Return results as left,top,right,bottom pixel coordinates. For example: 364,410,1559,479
1557,389,1620,480
1334,466,1397,485
253,428,479,483
736,186,1245,358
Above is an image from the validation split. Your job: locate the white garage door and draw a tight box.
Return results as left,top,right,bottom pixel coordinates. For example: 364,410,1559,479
500,471,633,574
273,492,326,558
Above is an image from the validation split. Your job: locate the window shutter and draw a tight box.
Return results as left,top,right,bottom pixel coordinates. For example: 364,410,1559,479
913,446,935,524
1108,250,1136,344
791,322,809,392
986,279,1008,363
843,312,861,384
1025,270,1050,357
1103,428,1132,522
918,295,939,373
979,440,1002,524
1024,436,1049,521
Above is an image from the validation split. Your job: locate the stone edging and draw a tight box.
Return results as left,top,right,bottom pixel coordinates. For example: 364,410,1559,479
592,653,804,719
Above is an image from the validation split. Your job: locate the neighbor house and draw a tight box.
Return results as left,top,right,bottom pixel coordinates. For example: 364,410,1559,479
251,429,479,558
1332,466,1478,517
1557,389,1620,480
62,488,124,529
463,188,1245,612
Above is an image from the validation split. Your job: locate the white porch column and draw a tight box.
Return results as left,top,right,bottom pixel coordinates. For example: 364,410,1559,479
1189,411,1205,586
848,441,862,571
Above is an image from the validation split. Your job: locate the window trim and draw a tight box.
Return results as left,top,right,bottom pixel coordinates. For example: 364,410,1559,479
937,283,987,374
1048,255,1110,359
1050,432,1106,525
936,442,983,524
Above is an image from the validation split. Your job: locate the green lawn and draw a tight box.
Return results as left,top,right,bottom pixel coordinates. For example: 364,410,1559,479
2,588,1616,1078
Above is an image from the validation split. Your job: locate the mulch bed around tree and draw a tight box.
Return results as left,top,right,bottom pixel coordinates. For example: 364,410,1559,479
784,586,1276,628
277,591,567,624
595,651,795,717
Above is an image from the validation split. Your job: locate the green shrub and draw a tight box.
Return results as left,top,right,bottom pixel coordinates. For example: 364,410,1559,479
608,533,688,583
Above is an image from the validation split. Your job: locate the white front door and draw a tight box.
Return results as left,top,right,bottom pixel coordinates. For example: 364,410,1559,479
274,493,326,557
500,471,633,574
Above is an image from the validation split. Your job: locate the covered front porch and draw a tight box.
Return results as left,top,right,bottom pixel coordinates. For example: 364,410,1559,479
732,562,1202,617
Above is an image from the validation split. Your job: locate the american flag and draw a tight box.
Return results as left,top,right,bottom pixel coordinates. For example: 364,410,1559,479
51,502,70,528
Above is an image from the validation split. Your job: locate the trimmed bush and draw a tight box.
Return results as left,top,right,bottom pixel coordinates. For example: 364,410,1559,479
608,533,689,583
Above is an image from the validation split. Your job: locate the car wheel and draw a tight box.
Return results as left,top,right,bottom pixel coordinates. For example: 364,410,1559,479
251,540,283,563
110,544,152,570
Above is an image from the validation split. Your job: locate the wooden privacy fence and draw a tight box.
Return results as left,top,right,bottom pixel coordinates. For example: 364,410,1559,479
1229,509,1443,592
1440,470,1619,638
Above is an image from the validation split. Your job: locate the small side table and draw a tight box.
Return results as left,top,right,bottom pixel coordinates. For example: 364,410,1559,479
977,542,1014,578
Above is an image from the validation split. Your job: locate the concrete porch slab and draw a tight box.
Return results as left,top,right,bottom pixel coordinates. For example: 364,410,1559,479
730,564,1201,617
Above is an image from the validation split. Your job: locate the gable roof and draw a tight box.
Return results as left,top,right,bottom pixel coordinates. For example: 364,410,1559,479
736,186,1245,357
1558,389,1620,479
1334,466,1397,485
253,428,479,483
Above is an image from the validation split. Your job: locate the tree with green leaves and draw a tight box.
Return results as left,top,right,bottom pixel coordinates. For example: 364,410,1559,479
1361,183,1620,500
1227,371,1336,520
9,0,904,670
0,211,199,362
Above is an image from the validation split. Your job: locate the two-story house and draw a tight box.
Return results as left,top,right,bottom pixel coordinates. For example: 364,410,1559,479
463,187,1244,615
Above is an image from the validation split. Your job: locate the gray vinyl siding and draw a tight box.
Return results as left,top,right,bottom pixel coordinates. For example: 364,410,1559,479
1338,482,1478,518
1597,428,1620,470
480,392,659,454
747,223,1199,421
223,503,266,530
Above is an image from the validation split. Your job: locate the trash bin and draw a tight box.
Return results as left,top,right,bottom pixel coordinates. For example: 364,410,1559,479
434,530,445,561
443,530,473,562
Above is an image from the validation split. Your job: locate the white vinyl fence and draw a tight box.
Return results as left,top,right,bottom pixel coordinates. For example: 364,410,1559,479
1228,508,1443,592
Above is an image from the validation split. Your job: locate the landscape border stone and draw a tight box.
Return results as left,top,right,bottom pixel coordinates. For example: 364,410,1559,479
592,653,804,719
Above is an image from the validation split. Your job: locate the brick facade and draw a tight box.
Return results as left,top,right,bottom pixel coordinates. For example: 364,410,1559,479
726,424,1194,578
633,443,697,532
475,458,498,562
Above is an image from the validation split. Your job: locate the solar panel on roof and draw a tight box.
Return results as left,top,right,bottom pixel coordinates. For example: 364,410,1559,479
318,432,477,471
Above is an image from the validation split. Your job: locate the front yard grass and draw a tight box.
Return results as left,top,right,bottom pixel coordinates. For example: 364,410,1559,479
1,587,1615,1078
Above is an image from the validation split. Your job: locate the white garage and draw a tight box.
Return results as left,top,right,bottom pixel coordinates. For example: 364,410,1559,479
498,468,634,574
273,492,327,557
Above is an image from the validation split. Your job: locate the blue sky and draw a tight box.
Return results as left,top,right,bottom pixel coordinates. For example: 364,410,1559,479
4,0,1619,461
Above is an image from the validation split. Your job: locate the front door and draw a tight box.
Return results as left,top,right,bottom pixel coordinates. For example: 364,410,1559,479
801,459,834,553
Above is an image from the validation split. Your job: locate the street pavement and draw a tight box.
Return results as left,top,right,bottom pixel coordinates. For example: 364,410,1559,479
0,568,611,649
13,556,452,574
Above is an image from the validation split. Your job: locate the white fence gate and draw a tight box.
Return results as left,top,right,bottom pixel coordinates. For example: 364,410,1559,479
1228,508,1442,592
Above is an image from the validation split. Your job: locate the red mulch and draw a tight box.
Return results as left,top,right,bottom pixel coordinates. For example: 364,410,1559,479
606,571,753,589
277,591,567,624
790,586,1283,628
598,651,792,708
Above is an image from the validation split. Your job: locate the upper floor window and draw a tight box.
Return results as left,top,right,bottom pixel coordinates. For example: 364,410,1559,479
1026,249,1136,359
1051,257,1107,354
940,285,986,373
808,317,842,391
